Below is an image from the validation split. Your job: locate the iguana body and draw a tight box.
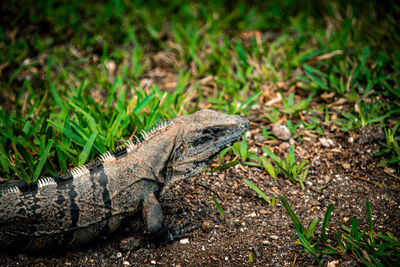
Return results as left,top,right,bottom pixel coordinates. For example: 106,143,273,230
0,109,249,251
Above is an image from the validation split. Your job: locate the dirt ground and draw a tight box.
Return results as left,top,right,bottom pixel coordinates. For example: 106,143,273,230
0,113,399,266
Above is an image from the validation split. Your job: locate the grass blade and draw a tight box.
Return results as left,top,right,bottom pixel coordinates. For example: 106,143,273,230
78,130,98,166
279,196,305,233
351,216,359,238
244,179,272,205
321,203,333,240
49,82,65,110
2,131,40,154
240,138,248,161
305,218,319,240
263,146,282,165
296,228,319,258
133,93,154,114
33,139,53,181
210,160,239,172
260,156,277,180
69,101,98,132
366,201,375,247
211,193,224,216
289,147,295,165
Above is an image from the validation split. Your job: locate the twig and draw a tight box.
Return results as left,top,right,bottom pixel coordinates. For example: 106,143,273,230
314,50,343,61
382,169,400,182
348,174,382,188
291,251,297,267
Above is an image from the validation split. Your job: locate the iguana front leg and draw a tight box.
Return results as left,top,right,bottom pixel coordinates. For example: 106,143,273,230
142,191,193,242
142,190,168,241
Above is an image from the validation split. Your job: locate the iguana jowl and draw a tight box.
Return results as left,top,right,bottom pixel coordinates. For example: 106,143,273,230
0,109,249,251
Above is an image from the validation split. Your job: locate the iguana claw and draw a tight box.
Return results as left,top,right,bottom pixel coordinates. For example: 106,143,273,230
167,220,197,242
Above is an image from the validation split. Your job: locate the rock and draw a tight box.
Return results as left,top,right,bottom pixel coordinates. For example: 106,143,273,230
272,124,291,140
246,212,257,217
327,260,340,267
180,238,190,244
385,167,396,173
278,142,290,150
202,220,213,232
319,137,334,147
122,261,130,266
342,163,351,170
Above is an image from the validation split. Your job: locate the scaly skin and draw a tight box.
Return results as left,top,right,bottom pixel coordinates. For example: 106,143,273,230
0,109,249,251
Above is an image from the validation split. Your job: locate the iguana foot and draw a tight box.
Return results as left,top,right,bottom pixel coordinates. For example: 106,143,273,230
167,220,197,242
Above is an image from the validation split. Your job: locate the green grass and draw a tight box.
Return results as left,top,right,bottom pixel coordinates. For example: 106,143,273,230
280,197,400,266
263,146,310,189
376,123,400,167
244,179,275,206
225,140,310,189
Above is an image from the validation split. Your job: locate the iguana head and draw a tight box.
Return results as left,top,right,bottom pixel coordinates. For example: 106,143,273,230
163,109,249,192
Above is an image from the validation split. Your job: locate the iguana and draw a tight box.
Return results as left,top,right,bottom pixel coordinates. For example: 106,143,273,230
0,109,249,252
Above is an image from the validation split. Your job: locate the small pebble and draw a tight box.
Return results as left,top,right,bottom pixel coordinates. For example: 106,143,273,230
278,142,290,150
319,137,334,147
180,238,190,244
151,260,157,264
271,235,279,240
272,124,291,140
342,163,351,170
259,209,268,215
247,212,256,217
202,220,213,232
122,261,130,266
327,259,340,267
